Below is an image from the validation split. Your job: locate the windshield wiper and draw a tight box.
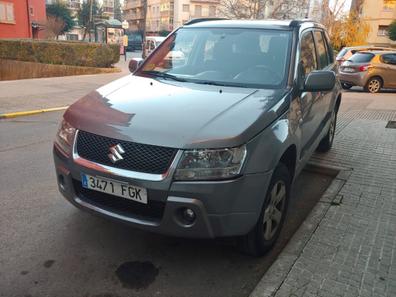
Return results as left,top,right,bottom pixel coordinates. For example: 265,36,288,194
141,70,187,82
192,80,229,87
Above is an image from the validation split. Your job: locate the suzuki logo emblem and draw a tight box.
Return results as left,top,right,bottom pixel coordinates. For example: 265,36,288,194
108,144,125,163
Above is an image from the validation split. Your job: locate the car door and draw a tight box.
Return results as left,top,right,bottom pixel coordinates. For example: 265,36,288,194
380,54,396,88
298,30,322,160
313,30,334,123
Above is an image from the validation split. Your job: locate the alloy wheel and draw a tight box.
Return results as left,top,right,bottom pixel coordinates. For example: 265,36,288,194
368,79,381,93
263,181,286,240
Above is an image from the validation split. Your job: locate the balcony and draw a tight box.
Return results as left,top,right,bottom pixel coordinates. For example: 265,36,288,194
125,0,143,9
124,11,144,20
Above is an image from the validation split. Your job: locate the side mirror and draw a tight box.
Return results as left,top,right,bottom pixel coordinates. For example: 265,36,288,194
128,58,143,73
304,70,336,92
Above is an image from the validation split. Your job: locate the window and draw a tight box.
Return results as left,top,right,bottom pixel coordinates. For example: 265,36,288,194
314,31,329,69
300,32,317,77
378,25,389,36
29,6,34,16
349,52,375,63
182,4,189,12
0,1,15,23
209,6,216,16
381,54,396,65
195,5,202,17
383,0,396,11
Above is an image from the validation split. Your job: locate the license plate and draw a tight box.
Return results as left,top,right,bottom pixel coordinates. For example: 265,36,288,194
81,174,148,204
342,67,355,73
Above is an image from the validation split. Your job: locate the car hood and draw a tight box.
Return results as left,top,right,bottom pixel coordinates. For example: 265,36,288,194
64,75,290,149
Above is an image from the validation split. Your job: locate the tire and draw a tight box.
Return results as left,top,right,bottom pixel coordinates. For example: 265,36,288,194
364,77,382,93
341,82,352,90
317,110,337,153
238,163,291,257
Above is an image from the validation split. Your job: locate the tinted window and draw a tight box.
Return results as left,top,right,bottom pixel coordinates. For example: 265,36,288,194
381,54,396,65
314,31,329,69
300,31,317,77
349,52,375,63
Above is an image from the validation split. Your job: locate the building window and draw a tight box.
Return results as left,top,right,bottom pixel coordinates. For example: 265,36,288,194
183,4,189,12
0,1,15,24
383,0,396,11
378,25,389,36
195,5,202,17
29,6,34,16
209,6,216,16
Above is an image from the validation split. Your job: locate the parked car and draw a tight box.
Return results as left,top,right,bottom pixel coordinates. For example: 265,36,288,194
143,36,166,58
336,45,391,65
53,19,341,256
339,51,396,93
126,32,142,51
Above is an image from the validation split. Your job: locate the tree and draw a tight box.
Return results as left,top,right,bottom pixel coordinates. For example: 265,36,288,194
218,0,293,20
45,15,65,39
46,2,74,39
330,12,370,50
114,0,122,21
389,20,396,41
78,0,99,40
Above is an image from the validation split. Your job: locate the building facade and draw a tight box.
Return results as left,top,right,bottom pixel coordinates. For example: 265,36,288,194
264,0,310,19
352,0,396,47
0,0,47,39
123,0,220,33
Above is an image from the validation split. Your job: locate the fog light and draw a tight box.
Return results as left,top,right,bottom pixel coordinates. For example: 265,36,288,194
181,208,196,224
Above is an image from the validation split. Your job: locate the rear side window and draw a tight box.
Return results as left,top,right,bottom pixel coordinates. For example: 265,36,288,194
336,48,348,59
314,31,329,69
300,31,317,77
381,54,396,65
349,52,374,63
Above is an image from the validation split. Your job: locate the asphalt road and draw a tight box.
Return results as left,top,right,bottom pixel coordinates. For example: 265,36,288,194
0,111,333,297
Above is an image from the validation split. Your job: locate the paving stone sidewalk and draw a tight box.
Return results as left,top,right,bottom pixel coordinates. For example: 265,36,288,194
254,90,396,297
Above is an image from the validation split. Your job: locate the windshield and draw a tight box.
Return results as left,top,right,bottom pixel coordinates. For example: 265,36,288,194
136,28,292,88
348,52,374,63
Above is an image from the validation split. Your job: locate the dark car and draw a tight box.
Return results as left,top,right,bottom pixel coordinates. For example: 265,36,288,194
126,32,142,51
54,19,341,256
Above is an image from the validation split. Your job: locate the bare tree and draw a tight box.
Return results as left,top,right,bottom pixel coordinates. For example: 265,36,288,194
45,15,65,40
218,0,298,20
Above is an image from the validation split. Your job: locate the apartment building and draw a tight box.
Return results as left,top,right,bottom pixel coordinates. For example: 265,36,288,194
123,0,220,33
101,0,115,19
352,0,396,47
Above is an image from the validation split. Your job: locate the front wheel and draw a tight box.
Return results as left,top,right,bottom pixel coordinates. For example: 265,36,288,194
317,110,337,153
238,163,290,256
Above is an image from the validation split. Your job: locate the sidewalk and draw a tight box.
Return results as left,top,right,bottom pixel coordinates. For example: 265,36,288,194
252,90,396,297
0,52,140,114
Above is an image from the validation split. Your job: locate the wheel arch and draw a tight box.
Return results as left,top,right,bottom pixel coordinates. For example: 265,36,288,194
278,144,297,182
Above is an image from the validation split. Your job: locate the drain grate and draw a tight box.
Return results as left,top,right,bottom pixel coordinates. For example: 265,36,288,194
386,121,396,129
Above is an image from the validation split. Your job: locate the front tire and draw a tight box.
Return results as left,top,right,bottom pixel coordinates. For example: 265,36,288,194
317,110,337,153
238,163,290,256
364,77,382,93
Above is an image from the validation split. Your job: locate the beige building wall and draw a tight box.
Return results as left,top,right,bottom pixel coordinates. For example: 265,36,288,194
358,0,396,47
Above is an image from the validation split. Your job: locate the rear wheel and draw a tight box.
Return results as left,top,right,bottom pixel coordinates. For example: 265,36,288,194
341,82,352,90
238,163,290,256
317,110,337,153
365,77,382,93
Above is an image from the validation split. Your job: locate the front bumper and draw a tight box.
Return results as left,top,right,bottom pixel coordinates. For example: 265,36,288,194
53,145,272,238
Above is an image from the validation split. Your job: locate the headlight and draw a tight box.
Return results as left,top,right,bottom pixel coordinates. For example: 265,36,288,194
54,119,76,156
174,145,247,181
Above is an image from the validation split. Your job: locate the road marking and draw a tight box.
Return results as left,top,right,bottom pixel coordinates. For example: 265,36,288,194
0,106,68,119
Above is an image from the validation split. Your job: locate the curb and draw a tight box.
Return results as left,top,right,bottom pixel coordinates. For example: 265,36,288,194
0,106,68,119
249,161,352,297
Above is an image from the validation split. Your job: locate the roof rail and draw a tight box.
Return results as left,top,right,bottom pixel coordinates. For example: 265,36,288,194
184,18,228,26
289,19,315,27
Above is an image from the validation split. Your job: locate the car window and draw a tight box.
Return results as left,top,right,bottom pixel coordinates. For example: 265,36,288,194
348,52,375,63
314,31,329,69
300,31,317,77
381,54,396,65
336,48,348,59
138,28,292,89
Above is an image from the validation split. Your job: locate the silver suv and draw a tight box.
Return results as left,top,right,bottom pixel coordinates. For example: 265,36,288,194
53,19,341,256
